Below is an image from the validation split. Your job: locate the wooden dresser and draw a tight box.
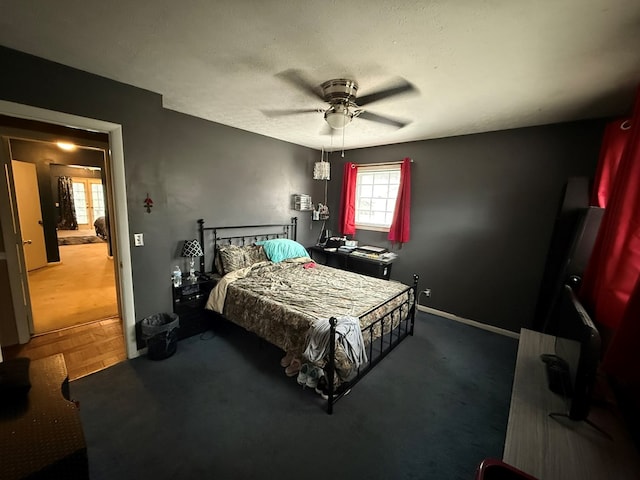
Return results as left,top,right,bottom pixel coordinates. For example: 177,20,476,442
0,353,89,480
503,329,640,479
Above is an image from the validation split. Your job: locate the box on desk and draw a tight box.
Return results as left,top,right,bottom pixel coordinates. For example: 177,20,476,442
325,237,346,248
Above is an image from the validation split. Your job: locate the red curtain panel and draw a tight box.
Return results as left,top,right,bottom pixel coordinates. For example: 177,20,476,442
603,274,640,386
581,86,640,330
388,157,412,245
590,118,631,207
339,162,358,236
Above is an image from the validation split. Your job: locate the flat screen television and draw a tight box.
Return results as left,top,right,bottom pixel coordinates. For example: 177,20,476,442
542,284,602,422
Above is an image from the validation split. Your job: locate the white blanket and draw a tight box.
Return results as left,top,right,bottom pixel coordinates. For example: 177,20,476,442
303,316,368,375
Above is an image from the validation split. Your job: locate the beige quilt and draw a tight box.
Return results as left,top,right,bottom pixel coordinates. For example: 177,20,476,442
205,258,413,375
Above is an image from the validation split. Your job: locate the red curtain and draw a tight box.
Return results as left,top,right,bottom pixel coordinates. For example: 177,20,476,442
339,162,357,236
602,274,640,388
388,157,412,245
590,118,631,207
580,86,640,330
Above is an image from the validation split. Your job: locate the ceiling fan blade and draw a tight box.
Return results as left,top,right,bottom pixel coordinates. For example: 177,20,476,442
276,69,325,101
356,79,417,107
358,111,410,129
261,108,320,117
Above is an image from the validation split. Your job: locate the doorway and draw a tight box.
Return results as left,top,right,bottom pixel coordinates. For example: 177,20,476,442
13,141,121,335
3,136,123,377
0,100,137,369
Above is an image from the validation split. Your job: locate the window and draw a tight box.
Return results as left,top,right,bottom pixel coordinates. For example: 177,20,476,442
72,177,105,228
72,181,88,225
91,182,106,219
355,164,401,231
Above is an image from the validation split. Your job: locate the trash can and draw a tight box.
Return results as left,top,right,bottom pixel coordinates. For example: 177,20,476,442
140,313,180,360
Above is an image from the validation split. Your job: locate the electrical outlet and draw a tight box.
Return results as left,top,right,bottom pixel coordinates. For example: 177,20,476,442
423,289,431,298
134,233,144,247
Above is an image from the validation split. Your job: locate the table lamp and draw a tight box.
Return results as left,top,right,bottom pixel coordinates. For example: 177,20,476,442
181,239,204,280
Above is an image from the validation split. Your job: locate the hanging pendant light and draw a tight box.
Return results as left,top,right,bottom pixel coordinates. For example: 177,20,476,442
313,146,330,180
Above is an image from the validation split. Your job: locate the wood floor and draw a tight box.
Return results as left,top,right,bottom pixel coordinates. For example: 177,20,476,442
29,242,118,333
2,317,127,381
2,241,126,381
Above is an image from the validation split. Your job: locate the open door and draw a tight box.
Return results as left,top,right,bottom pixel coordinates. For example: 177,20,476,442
0,136,34,342
11,160,47,271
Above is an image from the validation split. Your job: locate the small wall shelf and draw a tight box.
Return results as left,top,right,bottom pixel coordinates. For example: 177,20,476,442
292,194,312,211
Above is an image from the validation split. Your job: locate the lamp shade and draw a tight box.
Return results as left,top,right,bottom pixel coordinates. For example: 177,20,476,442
181,239,203,257
313,161,330,180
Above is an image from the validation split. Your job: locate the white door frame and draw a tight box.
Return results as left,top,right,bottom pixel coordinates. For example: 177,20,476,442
0,100,139,359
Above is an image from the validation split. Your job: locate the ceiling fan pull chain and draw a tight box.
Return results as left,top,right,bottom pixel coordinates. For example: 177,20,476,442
342,124,345,158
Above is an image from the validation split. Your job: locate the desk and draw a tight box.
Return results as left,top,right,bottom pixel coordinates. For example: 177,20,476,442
0,354,88,480
503,329,640,480
308,245,394,280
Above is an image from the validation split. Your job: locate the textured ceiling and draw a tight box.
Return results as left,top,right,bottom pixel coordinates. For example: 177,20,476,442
1,0,639,151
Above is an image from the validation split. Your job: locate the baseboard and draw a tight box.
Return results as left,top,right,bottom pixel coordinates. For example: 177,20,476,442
47,261,61,266
417,305,520,339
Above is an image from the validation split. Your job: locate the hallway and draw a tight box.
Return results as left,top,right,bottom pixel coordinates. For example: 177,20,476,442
29,242,118,333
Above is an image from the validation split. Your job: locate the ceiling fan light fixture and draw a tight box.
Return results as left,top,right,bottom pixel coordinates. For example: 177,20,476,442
325,109,352,129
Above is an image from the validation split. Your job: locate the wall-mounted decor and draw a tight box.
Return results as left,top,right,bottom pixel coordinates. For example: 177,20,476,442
144,193,153,213
292,194,312,211
313,203,330,221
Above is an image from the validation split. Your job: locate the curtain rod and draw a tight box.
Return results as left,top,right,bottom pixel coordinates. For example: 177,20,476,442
353,158,413,167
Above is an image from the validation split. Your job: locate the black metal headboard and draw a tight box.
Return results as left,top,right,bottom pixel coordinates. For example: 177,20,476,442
197,217,298,274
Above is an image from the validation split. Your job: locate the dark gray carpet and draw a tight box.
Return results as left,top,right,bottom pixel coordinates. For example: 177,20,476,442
71,311,518,480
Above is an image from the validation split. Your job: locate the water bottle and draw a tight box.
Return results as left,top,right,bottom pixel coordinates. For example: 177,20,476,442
172,266,182,287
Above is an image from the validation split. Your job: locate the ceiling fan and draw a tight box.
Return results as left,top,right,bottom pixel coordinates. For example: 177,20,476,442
263,70,417,133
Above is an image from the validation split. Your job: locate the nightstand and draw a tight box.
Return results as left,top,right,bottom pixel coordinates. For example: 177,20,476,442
172,276,216,339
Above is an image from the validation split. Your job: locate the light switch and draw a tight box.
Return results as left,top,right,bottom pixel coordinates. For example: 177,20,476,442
134,233,144,246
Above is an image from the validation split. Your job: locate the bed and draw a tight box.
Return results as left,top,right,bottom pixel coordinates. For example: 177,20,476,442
198,217,417,413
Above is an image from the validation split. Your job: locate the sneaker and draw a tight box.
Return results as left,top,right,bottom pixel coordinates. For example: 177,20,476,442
314,377,350,400
296,363,310,386
304,366,323,389
315,377,329,400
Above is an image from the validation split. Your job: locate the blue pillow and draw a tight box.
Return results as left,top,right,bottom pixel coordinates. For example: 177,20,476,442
257,239,309,263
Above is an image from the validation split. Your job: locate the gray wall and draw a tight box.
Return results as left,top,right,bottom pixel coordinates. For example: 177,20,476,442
323,121,604,332
0,46,320,335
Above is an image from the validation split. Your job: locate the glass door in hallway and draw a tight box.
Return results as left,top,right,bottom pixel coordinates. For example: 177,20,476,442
72,177,105,230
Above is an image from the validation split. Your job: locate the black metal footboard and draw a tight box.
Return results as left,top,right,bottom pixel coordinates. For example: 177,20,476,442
325,274,419,414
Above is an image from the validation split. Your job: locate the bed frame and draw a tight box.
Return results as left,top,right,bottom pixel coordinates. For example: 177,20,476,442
197,217,418,414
